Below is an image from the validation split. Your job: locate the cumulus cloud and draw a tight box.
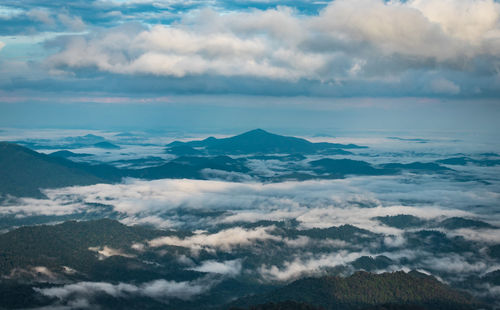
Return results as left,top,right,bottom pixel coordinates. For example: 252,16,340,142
409,0,500,42
46,0,500,83
57,13,86,31
28,8,56,26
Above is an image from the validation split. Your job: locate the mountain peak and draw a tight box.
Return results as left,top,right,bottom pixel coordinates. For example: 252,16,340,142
241,128,271,136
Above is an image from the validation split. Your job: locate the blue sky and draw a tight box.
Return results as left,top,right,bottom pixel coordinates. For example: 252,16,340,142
0,0,499,132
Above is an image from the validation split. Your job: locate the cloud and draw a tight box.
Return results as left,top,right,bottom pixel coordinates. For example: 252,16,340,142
420,254,497,274
188,259,242,276
46,0,500,84
1,0,500,98
7,266,58,282
259,250,366,281
4,173,498,238
444,228,500,244
57,13,86,31
27,8,56,26
0,5,24,19
200,168,255,182
408,0,500,42
383,235,406,248
430,78,461,95
35,277,216,305
148,226,281,252
88,246,135,260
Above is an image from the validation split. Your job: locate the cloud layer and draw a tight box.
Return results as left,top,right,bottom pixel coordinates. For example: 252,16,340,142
2,0,500,98
47,0,500,85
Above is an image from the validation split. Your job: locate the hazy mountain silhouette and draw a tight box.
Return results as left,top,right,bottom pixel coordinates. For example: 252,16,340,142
167,129,364,155
49,150,92,158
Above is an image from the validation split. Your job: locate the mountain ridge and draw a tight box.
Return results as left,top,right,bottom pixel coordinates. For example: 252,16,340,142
229,270,482,310
166,129,365,155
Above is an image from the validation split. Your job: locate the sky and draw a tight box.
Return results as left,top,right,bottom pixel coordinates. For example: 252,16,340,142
0,0,500,133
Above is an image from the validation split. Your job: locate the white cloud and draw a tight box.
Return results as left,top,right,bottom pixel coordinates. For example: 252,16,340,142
58,13,86,31
259,251,366,281
409,0,500,42
0,5,24,19
35,277,215,304
421,254,498,274
48,0,500,81
188,259,242,276
28,8,56,26
4,174,497,240
444,228,500,244
148,226,280,252
383,235,407,248
88,246,135,260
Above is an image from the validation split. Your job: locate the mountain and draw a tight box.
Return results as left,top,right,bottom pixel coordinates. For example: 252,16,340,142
309,159,384,177
49,150,92,158
93,141,120,149
437,157,500,167
374,215,428,229
231,301,324,310
0,142,107,198
0,143,252,198
247,154,307,161
0,219,209,309
380,162,451,173
64,134,107,144
166,145,203,156
438,217,495,229
166,129,364,155
0,218,493,310
489,245,500,259
134,156,249,179
0,142,459,200
230,271,481,310
14,134,115,150
351,255,394,271
0,219,156,276
436,157,470,165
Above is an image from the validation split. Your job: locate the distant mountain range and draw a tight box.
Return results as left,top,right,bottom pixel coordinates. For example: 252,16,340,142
0,133,457,199
0,142,253,198
49,150,93,158
166,129,364,155
374,215,496,230
13,134,120,150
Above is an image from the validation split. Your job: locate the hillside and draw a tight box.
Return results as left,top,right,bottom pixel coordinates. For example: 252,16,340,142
0,142,107,198
230,271,481,310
